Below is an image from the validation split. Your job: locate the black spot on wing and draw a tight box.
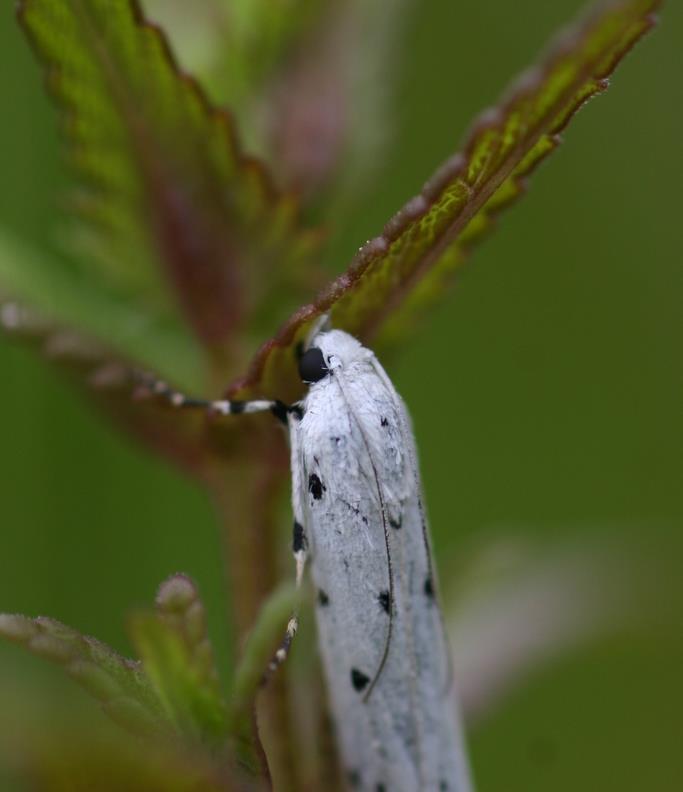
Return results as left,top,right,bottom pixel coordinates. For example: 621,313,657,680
229,400,245,414
317,589,330,606
380,416,389,427
389,515,402,530
308,473,325,500
439,781,449,791
342,499,369,525
378,590,391,614
292,521,306,553
350,668,370,693
376,785,386,792
424,577,435,598
347,770,361,788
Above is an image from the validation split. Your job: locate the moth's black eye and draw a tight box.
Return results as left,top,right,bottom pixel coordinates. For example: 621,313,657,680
298,346,329,383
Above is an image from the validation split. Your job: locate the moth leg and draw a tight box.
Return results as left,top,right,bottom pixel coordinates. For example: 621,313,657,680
263,408,308,681
133,369,288,422
263,518,309,681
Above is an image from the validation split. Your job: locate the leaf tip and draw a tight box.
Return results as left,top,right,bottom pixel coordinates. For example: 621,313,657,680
0,613,34,642
156,573,198,613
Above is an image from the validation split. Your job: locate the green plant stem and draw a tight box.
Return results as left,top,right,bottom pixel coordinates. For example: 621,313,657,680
208,425,300,788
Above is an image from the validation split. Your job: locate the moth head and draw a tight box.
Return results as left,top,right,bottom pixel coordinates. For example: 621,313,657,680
299,330,366,384
298,346,328,383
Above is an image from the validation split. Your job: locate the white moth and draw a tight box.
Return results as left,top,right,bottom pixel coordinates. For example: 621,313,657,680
139,322,473,792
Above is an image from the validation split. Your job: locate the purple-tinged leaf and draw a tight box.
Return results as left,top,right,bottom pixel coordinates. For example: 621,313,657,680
17,0,323,359
264,0,411,205
233,0,660,400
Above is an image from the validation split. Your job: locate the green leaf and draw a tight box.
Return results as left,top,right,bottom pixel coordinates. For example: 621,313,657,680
230,580,300,720
128,575,228,744
227,581,300,778
18,0,322,359
17,727,264,791
234,0,660,399
0,227,202,388
145,0,326,113
0,614,166,737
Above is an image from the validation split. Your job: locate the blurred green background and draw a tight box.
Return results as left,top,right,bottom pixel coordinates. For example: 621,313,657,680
0,1,680,790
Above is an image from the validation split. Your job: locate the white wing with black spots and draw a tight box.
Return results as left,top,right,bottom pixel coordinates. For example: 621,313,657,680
291,329,472,792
